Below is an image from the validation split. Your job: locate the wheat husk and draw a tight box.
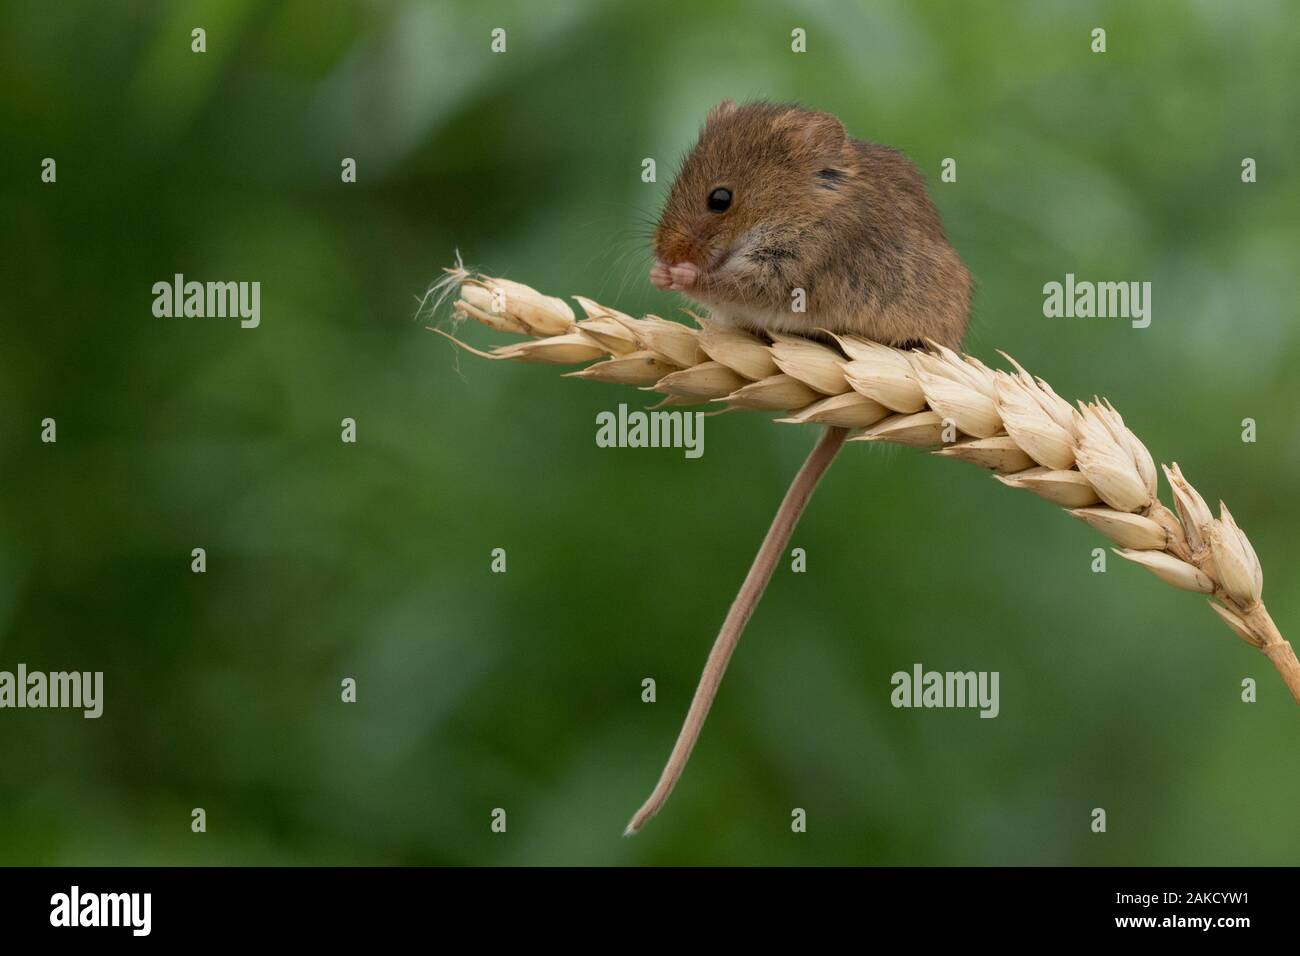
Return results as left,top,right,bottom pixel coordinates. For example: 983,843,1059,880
433,266,1300,705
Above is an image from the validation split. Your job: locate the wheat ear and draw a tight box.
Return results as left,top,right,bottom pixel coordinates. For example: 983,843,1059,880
428,263,1300,831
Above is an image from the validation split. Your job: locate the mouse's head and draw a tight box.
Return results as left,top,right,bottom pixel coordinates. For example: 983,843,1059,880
651,100,850,313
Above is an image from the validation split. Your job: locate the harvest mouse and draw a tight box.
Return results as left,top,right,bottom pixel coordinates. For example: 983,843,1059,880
650,100,972,350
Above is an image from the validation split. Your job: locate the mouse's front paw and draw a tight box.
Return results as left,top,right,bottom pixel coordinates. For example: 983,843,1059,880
667,262,700,292
649,261,674,290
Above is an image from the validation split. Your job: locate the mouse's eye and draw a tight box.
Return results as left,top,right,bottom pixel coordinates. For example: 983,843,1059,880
707,187,732,212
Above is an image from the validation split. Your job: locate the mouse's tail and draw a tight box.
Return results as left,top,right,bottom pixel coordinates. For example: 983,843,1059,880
623,424,849,836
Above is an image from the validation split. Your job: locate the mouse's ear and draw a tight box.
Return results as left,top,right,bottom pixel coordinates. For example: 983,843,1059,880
706,99,739,124
774,108,846,156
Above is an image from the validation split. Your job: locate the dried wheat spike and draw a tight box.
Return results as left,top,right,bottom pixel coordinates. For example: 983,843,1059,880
428,264,1300,704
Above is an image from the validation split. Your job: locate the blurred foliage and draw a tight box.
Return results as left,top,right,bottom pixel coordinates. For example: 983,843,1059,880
1,0,1298,865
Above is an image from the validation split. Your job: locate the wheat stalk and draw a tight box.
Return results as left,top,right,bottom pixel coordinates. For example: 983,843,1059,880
427,262,1300,831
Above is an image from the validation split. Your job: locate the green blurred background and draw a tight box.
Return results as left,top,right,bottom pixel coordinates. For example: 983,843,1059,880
2,0,1298,865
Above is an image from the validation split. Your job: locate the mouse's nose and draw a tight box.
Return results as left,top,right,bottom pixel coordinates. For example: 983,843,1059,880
654,228,706,270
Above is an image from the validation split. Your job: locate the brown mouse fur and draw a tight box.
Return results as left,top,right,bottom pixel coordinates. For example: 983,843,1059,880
651,100,972,350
